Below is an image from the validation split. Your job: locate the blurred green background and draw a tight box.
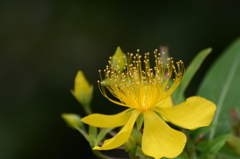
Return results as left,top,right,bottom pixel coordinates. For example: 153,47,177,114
0,0,240,159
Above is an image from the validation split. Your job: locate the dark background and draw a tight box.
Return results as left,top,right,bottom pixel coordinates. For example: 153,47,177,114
0,0,240,159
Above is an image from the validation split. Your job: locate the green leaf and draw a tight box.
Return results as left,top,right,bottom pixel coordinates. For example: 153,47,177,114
123,128,143,159
190,124,217,141
131,127,142,144
161,151,190,159
195,140,209,152
198,155,218,159
135,146,146,158
200,134,232,157
124,136,137,159
197,38,240,140
95,127,114,145
173,151,190,159
217,145,240,159
173,48,212,104
227,136,240,154
136,113,144,130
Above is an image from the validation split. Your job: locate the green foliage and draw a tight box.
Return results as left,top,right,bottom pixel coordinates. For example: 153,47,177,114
96,128,114,145
172,151,190,159
124,128,143,158
131,127,142,144
162,152,190,159
198,155,217,159
124,136,138,159
198,37,240,140
172,48,212,104
136,113,144,130
200,134,232,157
227,136,240,154
217,145,240,159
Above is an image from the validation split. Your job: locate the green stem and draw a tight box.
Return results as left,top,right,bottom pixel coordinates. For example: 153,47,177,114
84,105,92,115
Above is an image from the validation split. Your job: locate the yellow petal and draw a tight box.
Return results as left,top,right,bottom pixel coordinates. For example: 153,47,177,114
154,96,173,122
142,110,186,159
155,96,173,108
93,109,141,150
81,109,132,128
156,96,216,130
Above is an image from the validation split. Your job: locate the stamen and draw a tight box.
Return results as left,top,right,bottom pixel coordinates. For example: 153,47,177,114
97,49,184,110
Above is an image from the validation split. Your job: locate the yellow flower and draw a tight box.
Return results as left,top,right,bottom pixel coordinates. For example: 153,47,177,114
72,71,93,106
81,49,216,159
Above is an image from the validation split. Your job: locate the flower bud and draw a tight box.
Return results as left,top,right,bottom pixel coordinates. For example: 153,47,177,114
111,46,126,72
62,113,84,129
230,109,240,137
102,47,127,85
72,71,93,108
227,136,240,154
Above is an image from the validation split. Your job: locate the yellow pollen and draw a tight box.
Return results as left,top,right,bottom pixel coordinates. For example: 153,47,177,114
98,49,184,110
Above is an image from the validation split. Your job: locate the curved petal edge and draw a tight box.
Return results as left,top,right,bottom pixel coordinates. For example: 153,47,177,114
81,108,132,128
156,96,216,130
93,109,141,150
142,110,186,159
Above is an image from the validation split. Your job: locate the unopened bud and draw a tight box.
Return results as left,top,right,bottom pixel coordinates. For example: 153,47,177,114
71,71,93,113
230,109,240,137
196,133,204,144
227,136,240,154
62,113,84,129
111,46,127,71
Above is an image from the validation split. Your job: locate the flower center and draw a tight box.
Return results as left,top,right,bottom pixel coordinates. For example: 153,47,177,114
98,49,184,110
